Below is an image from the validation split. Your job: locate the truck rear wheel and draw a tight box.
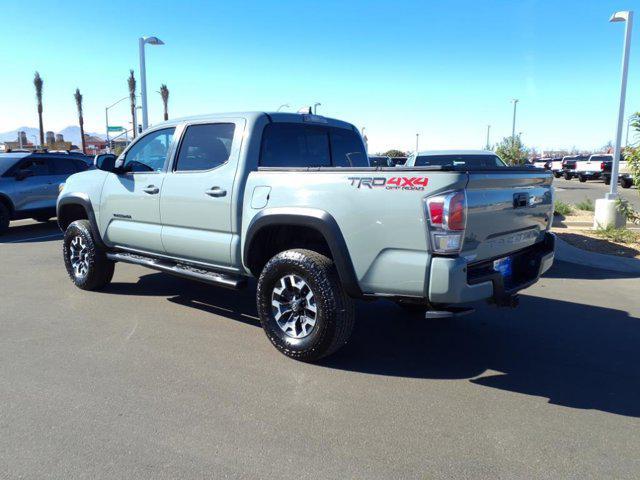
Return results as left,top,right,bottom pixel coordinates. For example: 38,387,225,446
256,249,355,362
563,172,573,180
578,175,587,183
604,175,611,185
63,220,114,290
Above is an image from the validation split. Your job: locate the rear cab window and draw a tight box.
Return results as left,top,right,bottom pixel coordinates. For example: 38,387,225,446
260,123,367,168
174,123,235,172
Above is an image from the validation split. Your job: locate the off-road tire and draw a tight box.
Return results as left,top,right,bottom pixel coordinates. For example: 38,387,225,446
0,203,9,235
579,175,587,183
256,249,355,361
620,178,633,189
63,220,114,290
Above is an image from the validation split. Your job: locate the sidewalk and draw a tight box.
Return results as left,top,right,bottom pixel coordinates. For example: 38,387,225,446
555,236,640,274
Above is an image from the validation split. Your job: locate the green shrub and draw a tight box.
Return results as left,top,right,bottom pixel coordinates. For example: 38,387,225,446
575,198,594,211
594,226,639,244
554,201,573,216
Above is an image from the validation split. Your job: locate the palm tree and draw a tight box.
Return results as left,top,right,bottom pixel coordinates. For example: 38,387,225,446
159,84,169,121
33,72,44,147
74,88,86,154
127,70,137,138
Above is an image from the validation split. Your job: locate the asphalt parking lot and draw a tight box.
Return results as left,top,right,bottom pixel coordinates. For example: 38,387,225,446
1,220,640,479
553,177,639,209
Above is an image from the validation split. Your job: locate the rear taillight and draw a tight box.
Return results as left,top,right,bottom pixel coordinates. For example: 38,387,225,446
601,162,605,170
425,190,467,254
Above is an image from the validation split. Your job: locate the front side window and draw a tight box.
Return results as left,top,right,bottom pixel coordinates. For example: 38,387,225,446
260,124,331,168
50,158,79,175
17,158,50,176
174,123,235,172
330,129,367,167
122,127,175,173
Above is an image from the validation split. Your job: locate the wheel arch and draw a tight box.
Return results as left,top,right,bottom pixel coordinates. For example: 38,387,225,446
57,194,106,248
244,208,362,298
0,193,15,216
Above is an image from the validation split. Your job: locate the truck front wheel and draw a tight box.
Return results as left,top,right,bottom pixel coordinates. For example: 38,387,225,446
63,220,114,290
256,249,355,361
620,178,633,189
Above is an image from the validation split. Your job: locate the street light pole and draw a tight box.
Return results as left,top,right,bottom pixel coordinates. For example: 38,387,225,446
105,96,130,153
277,104,290,112
486,125,491,149
511,99,519,140
416,133,420,153
313,102,321,115
138,36,164,131
607,11,633,200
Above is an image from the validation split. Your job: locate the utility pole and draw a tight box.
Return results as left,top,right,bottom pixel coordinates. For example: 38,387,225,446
511,99,519,140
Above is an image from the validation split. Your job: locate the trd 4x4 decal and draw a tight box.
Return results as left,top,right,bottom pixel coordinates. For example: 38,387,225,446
348,177,429,190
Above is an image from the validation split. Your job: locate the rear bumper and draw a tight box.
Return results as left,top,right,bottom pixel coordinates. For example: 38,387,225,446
428,232,555,306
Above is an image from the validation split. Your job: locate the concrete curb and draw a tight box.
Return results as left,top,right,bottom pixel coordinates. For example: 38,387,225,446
555,237,640,274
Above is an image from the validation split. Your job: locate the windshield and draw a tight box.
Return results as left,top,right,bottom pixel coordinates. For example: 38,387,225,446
414,154,506,168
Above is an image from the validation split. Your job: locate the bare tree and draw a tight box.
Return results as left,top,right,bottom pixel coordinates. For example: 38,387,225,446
33,72,44,147
128,70,137,138
74,88,86,154
159,84,169,121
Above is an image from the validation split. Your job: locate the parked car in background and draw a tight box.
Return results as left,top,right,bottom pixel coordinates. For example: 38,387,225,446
549,157,565,177
390,156,407,166
404,150,507,168
56,111,554,361
368,155,393,167
602,156,634,188
560,155,586,180
533,158,552,170
574,154,608,182
0,152,91,234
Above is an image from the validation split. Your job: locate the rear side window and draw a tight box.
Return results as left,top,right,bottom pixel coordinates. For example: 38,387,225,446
330,129,367,167
175,123,235,172
260,123,330,168
414,154,506,168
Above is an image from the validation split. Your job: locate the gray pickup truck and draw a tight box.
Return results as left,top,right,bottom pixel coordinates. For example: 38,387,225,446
57,112,555,361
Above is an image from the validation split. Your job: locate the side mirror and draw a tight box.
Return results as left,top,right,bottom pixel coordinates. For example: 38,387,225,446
94,154,117,172
15,170,33,181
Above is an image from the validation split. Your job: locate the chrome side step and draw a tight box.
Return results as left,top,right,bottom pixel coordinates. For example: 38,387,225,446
106,252,247,289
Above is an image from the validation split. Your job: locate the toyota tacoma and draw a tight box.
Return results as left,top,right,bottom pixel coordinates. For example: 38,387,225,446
57,112,555,361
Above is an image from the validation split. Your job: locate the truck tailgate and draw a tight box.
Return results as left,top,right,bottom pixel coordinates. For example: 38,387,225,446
463,171,553,262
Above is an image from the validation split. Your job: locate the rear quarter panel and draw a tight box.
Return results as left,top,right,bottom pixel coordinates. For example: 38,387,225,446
241,170,466,296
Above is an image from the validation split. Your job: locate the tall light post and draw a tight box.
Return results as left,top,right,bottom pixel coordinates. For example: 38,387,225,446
511,99,519,140
607,11,633,201
139,35,164,131
415,133,420,153
486,125,491,149
313,102,321,115
277,104,290,112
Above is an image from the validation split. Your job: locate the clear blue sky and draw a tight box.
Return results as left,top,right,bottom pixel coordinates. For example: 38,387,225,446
1,0,638,153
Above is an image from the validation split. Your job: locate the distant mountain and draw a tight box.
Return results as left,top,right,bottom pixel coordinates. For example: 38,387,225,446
0,126,106,146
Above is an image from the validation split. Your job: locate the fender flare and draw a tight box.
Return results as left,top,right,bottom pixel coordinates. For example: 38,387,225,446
244,208,362,298
57,194,106,249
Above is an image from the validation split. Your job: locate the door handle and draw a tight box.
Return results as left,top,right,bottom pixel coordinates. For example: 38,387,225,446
205,187,227,197
143,185,159,194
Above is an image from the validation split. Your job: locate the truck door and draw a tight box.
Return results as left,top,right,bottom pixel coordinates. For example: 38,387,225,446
159,120,244,266
100,127,176,253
